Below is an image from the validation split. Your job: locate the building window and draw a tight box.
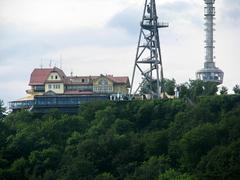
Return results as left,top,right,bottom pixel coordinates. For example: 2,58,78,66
55,75,58,79
51,76,53,79
48,84,52,89
99,79,108,85
82,79,85,83
34,85,45,92
52,84,61,89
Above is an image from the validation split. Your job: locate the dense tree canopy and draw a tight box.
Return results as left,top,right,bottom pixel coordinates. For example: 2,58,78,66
0,94,239,179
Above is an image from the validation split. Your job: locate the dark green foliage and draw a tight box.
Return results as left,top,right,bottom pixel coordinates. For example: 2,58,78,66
112,118,134,134
0,95,239,179
140,78,176,96
178,80,218,101
0,157,28,180
202,81,218,96
197,139,240,180
94,172,115,180
159,169,196,180
144,130,168,157
131,156,171,180
179,123,220,171
0,100,6,119
233,84,240,94
59,157,95,180
220,86,228,95
178,83,190,98
164,79,176,96
188,80,218,99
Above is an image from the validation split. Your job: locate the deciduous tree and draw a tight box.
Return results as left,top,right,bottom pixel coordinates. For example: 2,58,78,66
220,86,228,95
233,84,240,94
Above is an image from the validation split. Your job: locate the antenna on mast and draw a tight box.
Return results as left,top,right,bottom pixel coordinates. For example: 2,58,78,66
60,54,63,69
53,57,57,67
40,58,43,69
49,59,52,68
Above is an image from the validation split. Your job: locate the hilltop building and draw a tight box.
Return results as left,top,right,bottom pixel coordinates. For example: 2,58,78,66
10,67,130,113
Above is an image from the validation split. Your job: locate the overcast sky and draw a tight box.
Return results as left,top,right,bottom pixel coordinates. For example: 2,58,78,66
0,0,239,105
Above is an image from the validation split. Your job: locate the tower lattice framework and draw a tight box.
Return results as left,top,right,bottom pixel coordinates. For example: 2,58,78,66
130,0,168,99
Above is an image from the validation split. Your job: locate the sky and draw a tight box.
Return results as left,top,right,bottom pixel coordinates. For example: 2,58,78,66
0,0,239,105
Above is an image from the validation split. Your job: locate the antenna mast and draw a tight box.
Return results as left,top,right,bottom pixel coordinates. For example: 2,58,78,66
196,0,224,84
60,54,63,69
130,0,168,99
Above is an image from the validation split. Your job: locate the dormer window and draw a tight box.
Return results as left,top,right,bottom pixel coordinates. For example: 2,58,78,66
82,79,85,83
51,75,53,79
55,75,58,79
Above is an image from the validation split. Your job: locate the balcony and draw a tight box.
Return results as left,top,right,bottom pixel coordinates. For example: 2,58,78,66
9,100,34,110
141,22,169,30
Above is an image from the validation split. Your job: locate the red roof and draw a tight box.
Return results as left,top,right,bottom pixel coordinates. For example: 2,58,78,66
29,68,52,85
107,76,129,84
29,67,130,87
29,67,67,85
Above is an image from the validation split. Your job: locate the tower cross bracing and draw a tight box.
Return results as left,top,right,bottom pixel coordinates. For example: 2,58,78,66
130,0,168,99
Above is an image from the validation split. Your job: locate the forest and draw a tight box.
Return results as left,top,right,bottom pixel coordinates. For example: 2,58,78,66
0,81,240,180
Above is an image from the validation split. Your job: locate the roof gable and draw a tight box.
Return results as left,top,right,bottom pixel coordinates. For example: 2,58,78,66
29,67,67,86
92,74,129,84
93,74,114,83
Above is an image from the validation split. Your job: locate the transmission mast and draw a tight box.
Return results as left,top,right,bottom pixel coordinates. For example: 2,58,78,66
130,0,168,99
196,0,224,84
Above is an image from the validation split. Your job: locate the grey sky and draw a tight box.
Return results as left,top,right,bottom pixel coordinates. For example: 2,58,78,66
0,0,239,105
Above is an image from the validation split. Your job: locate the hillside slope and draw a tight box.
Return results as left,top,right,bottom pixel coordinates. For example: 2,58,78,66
0,95,240,180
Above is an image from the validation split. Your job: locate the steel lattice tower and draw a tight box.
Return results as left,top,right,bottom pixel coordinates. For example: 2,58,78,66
196,0,224,84
130,0,168,99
